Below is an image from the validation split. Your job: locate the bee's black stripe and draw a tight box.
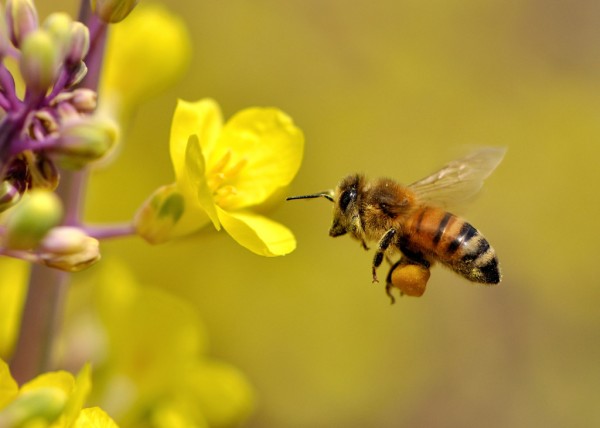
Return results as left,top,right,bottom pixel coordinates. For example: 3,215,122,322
462,236,490,262
447,222,477,254
433,212,453,246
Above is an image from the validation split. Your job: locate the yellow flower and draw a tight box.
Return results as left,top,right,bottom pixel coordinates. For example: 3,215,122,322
0,360,119,427
137,98,304,256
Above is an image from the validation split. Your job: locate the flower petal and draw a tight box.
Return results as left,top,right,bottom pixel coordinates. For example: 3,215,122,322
210,108,303,209
217,208,296,256
170,99,222,183
184,135,220,229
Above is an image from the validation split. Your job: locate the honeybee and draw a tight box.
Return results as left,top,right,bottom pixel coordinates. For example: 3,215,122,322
287,148,505,302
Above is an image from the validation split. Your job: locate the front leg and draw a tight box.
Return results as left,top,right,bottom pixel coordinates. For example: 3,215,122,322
372,228,397,282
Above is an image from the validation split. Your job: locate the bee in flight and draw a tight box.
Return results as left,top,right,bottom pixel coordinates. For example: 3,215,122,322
287,148,506,302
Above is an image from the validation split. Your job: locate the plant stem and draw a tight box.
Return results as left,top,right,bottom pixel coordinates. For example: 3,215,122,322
9,267,68,384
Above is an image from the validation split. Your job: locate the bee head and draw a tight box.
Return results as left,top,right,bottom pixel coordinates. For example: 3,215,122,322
286,174,364,238
329,174,363,237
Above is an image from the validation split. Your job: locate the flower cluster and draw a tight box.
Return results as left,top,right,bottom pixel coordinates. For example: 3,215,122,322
0,0,125,271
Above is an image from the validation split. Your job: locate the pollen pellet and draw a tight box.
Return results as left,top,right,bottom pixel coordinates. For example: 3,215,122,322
390,263,431,297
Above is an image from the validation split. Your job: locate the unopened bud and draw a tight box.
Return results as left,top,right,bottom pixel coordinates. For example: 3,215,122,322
56,116,118,169
40,227,100,272
0,180,21,212
51,88,97,113
0,387,67,427
70,88,97,112
91,0,140,23
135,184,185,244
66,21,89,65
3,190,63,250
19,29,60,94
42,12,72,60
6,0,39,48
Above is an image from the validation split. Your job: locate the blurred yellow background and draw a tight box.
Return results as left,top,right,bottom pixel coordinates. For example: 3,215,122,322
47,0,600,426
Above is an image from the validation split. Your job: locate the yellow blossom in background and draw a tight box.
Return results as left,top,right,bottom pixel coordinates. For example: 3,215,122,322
99,3,191,117
0,360,119,427
0,259,29,359
60,260,254,427
136,98,304,256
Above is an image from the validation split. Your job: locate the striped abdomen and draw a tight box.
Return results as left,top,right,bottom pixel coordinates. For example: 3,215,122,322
402,207,500,284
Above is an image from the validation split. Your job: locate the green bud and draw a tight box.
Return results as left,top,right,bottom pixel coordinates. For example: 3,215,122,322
135,184,185,244
91,0,140,23
6,0,39,48
0,181,21,212
3,190,63,250
40,227,101,272
66,21,89,65
0,387,67,427
56,117,118,169
42,12,72,59
19,29,60,94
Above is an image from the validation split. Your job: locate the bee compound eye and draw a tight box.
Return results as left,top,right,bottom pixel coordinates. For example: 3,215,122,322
339,188,356,212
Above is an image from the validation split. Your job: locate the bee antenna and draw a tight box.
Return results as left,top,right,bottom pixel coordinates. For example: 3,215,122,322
286,190,334,203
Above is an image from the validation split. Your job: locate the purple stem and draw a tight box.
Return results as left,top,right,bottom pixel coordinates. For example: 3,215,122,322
85,223,136,240
0,66,21,110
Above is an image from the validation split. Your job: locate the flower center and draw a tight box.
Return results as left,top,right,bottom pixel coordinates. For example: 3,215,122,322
206,149,247,208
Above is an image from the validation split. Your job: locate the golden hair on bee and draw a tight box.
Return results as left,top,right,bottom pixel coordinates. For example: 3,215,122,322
287,147,506,303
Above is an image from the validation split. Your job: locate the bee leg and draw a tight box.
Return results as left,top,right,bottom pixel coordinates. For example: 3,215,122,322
372,228,397,283
386,258,431,299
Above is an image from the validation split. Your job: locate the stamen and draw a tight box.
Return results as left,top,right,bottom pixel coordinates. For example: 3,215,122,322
209,149,232,175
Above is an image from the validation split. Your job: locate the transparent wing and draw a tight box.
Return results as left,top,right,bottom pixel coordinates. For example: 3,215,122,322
407,147,506,208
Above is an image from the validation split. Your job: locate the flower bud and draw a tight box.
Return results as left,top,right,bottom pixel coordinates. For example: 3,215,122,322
52,88,97,113
66,21,89,65
135,184,185,244
0,180,21,212
42,12,72,60
0,387,67,427
91,0,140,23
19,29,60,94
40,227,101,272
70,88,97,112
55,116,118,169
6,0,39,48
3,189,63,250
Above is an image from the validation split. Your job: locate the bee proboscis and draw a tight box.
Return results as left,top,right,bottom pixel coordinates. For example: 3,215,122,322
287,148,506,302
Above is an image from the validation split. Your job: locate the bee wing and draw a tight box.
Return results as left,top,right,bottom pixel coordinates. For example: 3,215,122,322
407,147,506,207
